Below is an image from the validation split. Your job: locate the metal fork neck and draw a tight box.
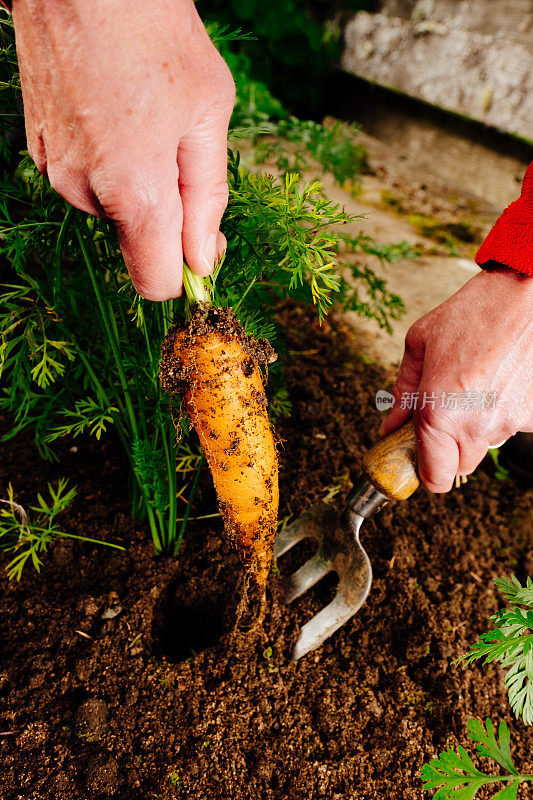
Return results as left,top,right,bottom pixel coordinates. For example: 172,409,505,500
347,475,389,519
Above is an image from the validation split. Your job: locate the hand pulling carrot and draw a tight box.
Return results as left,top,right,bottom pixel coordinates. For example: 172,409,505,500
160,264,279,589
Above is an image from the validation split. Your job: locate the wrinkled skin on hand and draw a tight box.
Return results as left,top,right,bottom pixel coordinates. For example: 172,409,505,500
380,266,533,492
12,0,235,300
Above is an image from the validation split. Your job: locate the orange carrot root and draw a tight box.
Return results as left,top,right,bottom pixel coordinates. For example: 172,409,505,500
160,308,279,588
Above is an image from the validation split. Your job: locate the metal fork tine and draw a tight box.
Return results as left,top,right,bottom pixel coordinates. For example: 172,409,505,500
274,434,414,658
292,587,368,661
274,501,375,659
273,525,310,558
284,552,332,604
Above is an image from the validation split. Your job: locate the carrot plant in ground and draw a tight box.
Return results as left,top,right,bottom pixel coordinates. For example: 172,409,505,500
0,16,19,163
250,117,368,189
461,575,533,726
212,22,371,192
0,14,405,572
421,578,533,796
421,718,533,799
0,479,124,580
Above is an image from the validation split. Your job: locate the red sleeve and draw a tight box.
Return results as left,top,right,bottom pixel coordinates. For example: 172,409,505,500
476,162,533,276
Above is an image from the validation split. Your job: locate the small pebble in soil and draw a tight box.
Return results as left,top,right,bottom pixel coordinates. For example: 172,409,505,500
99,590,123,622
100,605,123,621
75,697,109,741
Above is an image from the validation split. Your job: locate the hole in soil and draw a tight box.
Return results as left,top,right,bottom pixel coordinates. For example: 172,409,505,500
60,687,90,723
152,577,237,662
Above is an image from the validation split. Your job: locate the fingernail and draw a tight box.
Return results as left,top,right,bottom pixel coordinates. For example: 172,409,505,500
202,233,218,273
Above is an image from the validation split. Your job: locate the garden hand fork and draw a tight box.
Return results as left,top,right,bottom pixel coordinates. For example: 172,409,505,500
274,420,420,660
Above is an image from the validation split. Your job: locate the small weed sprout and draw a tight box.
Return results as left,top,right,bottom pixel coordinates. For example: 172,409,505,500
167,769,181,788
262,645,277,673
487,447,511,481
0,479,124,580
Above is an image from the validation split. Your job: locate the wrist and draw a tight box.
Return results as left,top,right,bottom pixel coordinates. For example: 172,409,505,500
475,261,533,302
481,260,529,276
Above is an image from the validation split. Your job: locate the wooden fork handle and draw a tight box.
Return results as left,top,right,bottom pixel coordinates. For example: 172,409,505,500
363,419,419,501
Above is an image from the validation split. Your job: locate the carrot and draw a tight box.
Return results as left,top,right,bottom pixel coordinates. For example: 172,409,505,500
160,304,279,589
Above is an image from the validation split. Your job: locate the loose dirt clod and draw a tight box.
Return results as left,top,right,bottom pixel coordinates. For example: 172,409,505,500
75,697,109,741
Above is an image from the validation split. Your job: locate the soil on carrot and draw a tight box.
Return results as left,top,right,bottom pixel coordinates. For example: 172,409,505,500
159,305,277,395
160,305,279,588
1,305,532,800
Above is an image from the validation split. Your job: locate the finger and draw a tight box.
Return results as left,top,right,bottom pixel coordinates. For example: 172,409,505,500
94,166,183,301
14,13,48,174
215,231,227,262
26,126,47,176
379,323,426,436
47,163,104,217
414,416,459,493
457,438,490,476
178,108,232,278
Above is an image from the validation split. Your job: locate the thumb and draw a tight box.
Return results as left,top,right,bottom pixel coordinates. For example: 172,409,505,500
107,167,183,302
379,323,426,436
178,112,230,277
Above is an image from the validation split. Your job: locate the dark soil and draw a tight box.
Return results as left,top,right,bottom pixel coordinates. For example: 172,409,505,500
1,306,532,800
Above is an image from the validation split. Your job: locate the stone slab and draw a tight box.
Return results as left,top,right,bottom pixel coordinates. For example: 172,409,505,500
342,9,533,140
